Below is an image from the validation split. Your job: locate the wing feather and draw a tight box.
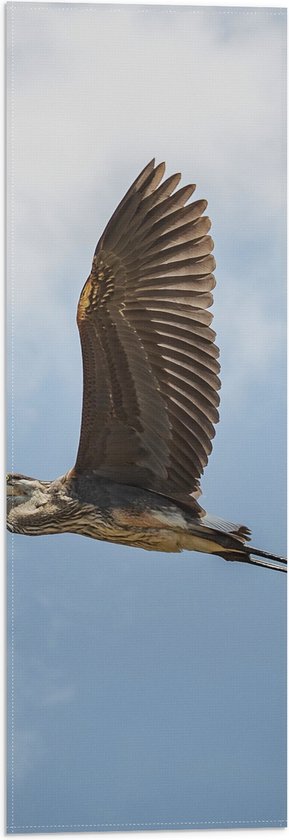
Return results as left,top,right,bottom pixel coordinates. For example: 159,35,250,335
75,161,220,507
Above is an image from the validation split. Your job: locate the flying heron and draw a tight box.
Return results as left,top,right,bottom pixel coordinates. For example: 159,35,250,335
7,160,286,573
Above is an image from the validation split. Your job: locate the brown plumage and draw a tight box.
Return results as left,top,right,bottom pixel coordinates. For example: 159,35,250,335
6,160,286,573
76,159,218,510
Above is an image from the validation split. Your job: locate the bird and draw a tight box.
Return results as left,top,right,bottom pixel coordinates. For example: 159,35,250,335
7,159,286,573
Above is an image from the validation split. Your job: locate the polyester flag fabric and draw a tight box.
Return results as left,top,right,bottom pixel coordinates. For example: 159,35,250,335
7,2,287,834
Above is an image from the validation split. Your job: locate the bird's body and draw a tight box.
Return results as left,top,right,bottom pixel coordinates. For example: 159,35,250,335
7,471,285,571
7,160,286,573
7,472,245,554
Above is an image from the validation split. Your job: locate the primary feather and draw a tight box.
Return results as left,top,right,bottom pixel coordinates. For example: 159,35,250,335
76,159,219,510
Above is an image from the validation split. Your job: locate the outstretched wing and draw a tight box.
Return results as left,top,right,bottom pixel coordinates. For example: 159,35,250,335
75,159,220,507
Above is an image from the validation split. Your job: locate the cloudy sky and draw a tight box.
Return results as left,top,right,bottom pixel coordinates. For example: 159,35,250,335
7,2,286,834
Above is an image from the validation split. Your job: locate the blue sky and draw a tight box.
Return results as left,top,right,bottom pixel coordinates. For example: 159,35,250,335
7,3,286,834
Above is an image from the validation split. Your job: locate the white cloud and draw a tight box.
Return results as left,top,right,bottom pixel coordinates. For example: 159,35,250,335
9,6,285,198
6,4,286,418
216,284,286,404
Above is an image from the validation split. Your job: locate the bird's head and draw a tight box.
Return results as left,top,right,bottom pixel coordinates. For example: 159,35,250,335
7,472,46,503
6,472,77,535
6,472,52,525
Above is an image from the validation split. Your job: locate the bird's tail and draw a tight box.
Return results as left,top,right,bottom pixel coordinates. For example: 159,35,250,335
200,514,287,573
218,546,287,573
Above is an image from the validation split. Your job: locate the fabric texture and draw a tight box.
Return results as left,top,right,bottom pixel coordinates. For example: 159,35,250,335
7,3,286,834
